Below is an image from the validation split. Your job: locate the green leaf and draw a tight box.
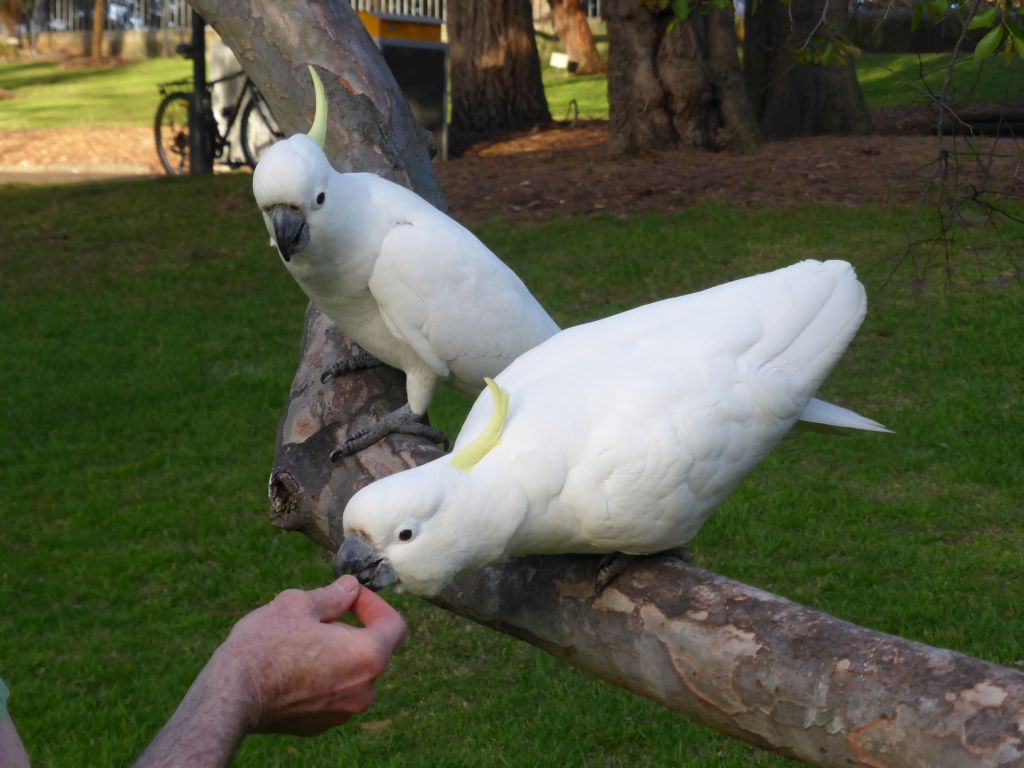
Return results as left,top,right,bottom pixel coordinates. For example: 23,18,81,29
974,24,1005,62
1006,16,1024,40
1004,37,1015,62
927,0,948,20
1013,32,1024,57
671,0,691,21
967,5,1000,30
911,2,925,32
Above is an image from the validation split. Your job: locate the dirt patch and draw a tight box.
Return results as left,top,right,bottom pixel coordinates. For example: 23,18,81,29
437,120,1023,223
58,56,135,71
0,126,163,171
2,109,1021,221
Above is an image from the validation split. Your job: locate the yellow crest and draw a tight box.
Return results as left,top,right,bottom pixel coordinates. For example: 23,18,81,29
306,65,327,149
451,378,509,471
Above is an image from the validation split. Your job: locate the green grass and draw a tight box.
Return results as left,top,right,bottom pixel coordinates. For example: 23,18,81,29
856,51,1024,108
1,174,1022,766
542,64,611,121
0,58,190,130
1,47,1021,132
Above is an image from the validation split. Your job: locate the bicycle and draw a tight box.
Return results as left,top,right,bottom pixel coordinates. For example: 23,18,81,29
154,43,284,176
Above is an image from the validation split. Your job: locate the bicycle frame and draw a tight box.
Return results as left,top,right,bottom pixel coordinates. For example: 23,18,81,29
156,69,254,167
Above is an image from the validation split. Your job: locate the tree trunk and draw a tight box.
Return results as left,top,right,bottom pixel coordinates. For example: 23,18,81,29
603,0,759,156
547,0,604,75
191,3,1024,765
744,0,872,138
448,0,551,156
90,0,104,59
31,0,48,52
0,0,24,46
187,0,440,200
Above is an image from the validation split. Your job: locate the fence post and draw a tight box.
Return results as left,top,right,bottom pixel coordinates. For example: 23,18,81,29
188,10,214,175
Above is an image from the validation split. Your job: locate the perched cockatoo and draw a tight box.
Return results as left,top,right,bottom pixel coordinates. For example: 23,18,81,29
335,259,891,597
252,67,558,458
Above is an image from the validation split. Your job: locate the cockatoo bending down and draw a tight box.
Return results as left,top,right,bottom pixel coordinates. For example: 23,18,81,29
335,259,891,598
252,67,559,459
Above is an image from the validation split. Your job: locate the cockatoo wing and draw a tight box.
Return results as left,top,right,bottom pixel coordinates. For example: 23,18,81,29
368,215,558,390
456,260,870,556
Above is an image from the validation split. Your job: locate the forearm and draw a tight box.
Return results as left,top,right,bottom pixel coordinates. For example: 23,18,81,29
0,715,31,768
133,651,255,768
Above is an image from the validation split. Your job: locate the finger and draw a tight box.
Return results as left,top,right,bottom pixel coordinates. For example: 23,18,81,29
307,575,361,623
350,587,406,655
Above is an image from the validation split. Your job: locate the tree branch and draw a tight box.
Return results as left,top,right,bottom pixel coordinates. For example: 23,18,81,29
198,3,1024,765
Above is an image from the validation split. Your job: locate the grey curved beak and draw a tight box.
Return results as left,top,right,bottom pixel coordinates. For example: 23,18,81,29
270,205,309,261
334,533,398,591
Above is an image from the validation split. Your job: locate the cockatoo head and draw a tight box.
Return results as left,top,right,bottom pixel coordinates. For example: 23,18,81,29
252,66,332,262
334,467,464,598
336,379,516,597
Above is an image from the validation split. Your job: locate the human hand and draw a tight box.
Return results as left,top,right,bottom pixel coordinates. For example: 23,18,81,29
214,575,406,736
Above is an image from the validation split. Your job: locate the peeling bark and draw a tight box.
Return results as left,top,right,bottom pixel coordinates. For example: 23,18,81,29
197,4,1024,766
439,557,1024,768
189,0,441,200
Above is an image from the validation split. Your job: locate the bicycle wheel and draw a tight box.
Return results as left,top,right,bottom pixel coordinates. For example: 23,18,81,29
154,92,192,176
240,93,283,169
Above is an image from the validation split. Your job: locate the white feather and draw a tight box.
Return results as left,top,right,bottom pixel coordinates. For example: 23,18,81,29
253,135,558,415
343,259,890,597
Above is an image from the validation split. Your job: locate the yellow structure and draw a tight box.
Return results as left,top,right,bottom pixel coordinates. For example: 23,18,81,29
357,11,448,160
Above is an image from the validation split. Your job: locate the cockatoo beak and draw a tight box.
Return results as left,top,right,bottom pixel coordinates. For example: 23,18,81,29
269,205,310,261
334,532,397,591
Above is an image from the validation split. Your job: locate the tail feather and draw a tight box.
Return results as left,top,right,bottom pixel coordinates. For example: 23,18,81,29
799,397,892,433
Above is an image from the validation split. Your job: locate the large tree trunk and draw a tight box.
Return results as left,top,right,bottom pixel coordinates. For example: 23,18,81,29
603,0,759,156
188,0,439,200
192,3,1024,765
448,0,551,156
744,0,872,138
90,0,105,59
547,0,604,75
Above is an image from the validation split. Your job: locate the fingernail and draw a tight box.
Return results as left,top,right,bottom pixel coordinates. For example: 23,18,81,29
339,575,359,592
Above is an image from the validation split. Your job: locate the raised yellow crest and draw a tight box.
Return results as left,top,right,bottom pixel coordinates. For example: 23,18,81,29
306,65,327,149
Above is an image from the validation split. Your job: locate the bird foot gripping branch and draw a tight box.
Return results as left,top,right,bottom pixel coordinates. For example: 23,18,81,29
319,346,383,385
330,405,450,462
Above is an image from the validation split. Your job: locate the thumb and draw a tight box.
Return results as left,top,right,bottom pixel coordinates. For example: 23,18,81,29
307,575,361,623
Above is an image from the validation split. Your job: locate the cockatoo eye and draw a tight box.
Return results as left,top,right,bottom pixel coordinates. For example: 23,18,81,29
316,192,326,206
396,520,420,543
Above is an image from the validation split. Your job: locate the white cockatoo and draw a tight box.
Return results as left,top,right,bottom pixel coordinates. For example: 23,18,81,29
252,67,559,458
335,259,891,597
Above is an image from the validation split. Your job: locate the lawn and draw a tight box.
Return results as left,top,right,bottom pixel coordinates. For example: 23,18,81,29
0,58,190,130
1,49,1020,131
1,170,1022,766
856,51,1024,108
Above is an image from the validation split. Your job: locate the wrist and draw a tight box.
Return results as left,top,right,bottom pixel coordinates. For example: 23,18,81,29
132,649,259,768
200,644,261,736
